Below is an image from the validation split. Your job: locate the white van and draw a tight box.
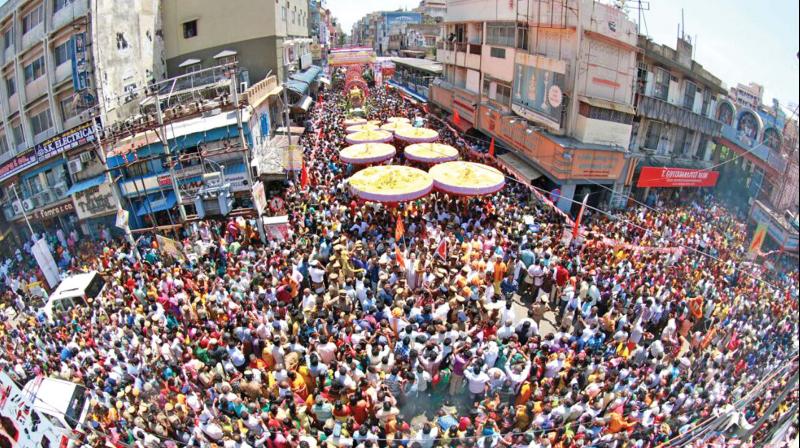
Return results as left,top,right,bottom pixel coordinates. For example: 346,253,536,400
40,271,106,320
21,377,91,445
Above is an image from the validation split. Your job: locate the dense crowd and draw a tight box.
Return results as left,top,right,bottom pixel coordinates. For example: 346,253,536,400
0,80,798,448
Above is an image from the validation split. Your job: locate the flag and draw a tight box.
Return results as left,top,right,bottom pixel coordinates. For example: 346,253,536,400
453,109,461,126
435,238,447,260
395,246,406,266
572,194,589,238
300,160,309,189
395,214,405,241
489,137,495,158
748,222,768,255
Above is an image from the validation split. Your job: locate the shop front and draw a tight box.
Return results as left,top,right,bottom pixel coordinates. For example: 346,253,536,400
749,200,799,253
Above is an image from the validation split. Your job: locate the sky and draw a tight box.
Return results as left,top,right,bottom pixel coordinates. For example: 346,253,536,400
326,0,799,108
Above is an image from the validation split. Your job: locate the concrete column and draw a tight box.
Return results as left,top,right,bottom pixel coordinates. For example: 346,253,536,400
556,183,576,213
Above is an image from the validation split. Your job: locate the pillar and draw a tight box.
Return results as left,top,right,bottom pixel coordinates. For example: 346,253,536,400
556,183,576,213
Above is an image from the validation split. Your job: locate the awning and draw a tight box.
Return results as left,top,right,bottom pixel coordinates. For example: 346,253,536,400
290,65,322,85
136,191,177,217
286,80,309,95
578,96,635,115
498,152,542,185
292,96,313,112
387,80,427,103
213,49,238,59
65,174,107,196
178,58,201,68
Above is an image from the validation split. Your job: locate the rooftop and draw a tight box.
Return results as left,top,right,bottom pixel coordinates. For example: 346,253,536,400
390,57,442,74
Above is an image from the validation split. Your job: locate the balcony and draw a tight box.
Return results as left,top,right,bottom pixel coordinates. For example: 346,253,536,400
54,62,72,85
7,93,19,114
52,1,89,31
636,93,722,137
25,76,48,104
2,181,69,221
21,26,45,53
720,125,788,174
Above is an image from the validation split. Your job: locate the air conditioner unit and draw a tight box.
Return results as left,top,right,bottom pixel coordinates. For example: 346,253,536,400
12,200,23,215
40,191,52,203
68,158,83,174
22,199,35,211
79,151,94,163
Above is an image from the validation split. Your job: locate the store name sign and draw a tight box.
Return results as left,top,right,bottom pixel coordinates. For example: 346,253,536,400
74,183,116,220
637,166,720,188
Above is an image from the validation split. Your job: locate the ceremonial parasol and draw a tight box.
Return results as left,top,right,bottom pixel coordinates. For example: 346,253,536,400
343,118,367,126
339,143,396,165
404,143,459,164
386,117,411,124
346,123,380,134
380,122,414,133
348,165,433,203
429,161,505,196
345,130,394,144
394,127,439,143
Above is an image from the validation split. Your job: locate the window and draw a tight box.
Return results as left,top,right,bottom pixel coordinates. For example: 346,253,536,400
292,10,296,24
674,128,694,155
485,22,515,47
644,121,663,150
0,135,9,156
5,76,15,96
653,67,669,101
495,83,512,106
516,25,528,50
22,4,44,34
282,6,287,20
54,41,72,66
12,123,24,145
3,28,12,50
30,109,53,135
183,20,197,39
683,81,697,110
60,96,78,120
489,47,506,59
578,103,633,125
696,135,709,159
701,89,711,117
23,56,46,84
54,0,73,12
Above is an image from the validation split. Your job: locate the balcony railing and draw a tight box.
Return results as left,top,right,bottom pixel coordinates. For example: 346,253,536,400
468,44,482,55
454,42,467,53
636,94,721,137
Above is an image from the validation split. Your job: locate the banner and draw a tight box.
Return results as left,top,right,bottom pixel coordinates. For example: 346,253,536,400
115,209,130,230
31,238,60,289
252,181,267,216
156,235,186,262
637,167,720,188
748,223,768,255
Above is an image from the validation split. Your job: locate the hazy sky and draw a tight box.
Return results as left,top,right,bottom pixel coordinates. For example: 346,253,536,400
326,0,799,107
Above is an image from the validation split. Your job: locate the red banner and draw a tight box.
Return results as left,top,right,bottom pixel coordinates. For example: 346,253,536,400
637,167,719,188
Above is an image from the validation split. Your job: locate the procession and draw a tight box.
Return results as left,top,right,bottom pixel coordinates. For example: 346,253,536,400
0,71,797,448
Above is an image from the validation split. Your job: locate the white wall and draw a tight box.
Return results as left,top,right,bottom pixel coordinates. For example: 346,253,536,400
574,115,632,148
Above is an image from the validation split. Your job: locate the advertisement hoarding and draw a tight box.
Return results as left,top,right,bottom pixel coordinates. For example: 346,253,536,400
636,167,720,188
511,63,566,130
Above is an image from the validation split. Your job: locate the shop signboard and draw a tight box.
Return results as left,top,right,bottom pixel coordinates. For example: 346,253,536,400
0,152,37,182
636,167,719,188
32,201,75,222
35,120,100,163
750,202,800,251
73,182,117,220
311,43,323,60
511,61,566,130
252,181,267,216
226,170,251,192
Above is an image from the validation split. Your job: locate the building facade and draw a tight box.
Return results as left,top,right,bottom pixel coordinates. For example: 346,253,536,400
628,35,726,203
162,0,311,85
729,82,764,111
0,0,162,239
431,0,638,212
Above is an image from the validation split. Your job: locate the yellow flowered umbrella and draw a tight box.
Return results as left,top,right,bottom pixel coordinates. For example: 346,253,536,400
339,143,396,165
429,161,505,196
405,143,459,164
348,165,433,203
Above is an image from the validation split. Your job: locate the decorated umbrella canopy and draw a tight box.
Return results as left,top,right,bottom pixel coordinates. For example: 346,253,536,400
380,121,413,133
346,129,394,145
386,116,411,124
429,161,505,196
366,120,382,126
344,117,368,126
339,143,396,165
346,123,380,134
348,165,433,203
405,143,459,164
394,127,439,143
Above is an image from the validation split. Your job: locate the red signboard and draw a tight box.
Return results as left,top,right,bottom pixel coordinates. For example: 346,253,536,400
637,166,720,188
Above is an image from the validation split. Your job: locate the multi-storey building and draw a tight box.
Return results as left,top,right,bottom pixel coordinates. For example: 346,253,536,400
431,0,638,212
0,0,162,239
729,82,764,111
628,34,726,203
414,0,447,23
162,0,312,86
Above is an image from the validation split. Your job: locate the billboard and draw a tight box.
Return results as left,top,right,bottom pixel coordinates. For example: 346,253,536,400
636,167,720,188
512,63,566,130
384,11,422,29
328,48,375,66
